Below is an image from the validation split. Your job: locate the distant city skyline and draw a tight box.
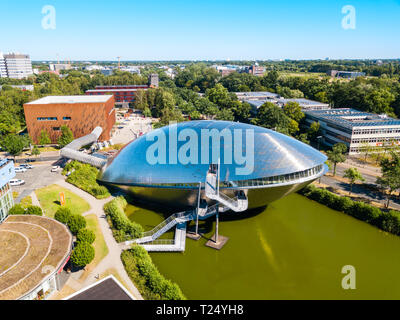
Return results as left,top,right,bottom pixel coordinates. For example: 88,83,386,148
1,0,400,61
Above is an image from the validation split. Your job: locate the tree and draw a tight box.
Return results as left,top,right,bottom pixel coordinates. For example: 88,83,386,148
377,151,400,208
307,121,321,142
38,130,51,145
71,242,95,268
57,125,74,148
67,214,87,234
54,207,72,224
134,89,148,111
1,134,29,157
283,102,305,123
254,102,293,135
327,143,348,176
359,142,373,162
343,168,365,195
77,228,96,244
31,145,41,157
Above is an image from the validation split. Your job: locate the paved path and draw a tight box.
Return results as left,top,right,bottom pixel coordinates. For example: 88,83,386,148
55,180,143,300
320,175,400,211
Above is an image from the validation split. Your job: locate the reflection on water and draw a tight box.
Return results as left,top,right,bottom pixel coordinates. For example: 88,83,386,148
126,193,400,299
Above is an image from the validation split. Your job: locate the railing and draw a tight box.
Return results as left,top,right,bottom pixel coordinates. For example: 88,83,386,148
141,210,190,238
143,239,175,245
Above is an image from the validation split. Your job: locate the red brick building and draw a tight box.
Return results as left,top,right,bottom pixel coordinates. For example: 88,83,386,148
24,95,115,144
86,85,149,105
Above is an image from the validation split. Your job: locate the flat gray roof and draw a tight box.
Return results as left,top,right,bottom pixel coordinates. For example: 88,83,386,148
26,95,113,105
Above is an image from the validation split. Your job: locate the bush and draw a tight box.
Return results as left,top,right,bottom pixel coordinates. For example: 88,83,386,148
376,211,400,235
67,214,87,234
77,228,96,244
25,205,43,216
104,197,144,241
9,204,25,215
64,161,110,199
121,246,185,300
54,207,72,224
71,242,95,268
333,196,353,212
299,184,400,236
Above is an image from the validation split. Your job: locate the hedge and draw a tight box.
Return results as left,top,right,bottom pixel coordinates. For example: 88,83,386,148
121,245,185,300
25,205,43,216
9,204,43,216
299,184,400,236
104,196,144,242
63,161,111,199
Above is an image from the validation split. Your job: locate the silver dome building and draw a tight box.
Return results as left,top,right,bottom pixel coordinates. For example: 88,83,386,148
98,120,328,209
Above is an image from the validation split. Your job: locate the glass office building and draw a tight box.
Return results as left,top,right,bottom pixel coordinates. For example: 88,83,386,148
0,159,16,223
99,121,328,209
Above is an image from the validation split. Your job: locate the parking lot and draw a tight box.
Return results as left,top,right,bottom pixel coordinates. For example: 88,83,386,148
12,162,65,201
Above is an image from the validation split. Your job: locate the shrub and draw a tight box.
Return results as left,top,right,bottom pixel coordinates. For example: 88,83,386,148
376,211,400,235
54,207,72,224
67,214,87,234
121,246,185,300
9,204,25,215
64,160,110,199
104,197,144,241
333,196,353,212
77,228,96,244
71,242,95,268
299,185,400,237
25,205,43,216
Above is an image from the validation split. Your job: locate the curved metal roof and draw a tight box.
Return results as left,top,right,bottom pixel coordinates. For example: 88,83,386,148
99,120,327,185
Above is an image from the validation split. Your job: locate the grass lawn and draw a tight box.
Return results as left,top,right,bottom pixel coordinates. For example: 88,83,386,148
79,214,109,281
20,196,32,208
35,184,90,218
38,146,58,152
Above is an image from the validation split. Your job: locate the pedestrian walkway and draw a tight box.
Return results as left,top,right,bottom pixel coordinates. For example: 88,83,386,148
55,180,143,300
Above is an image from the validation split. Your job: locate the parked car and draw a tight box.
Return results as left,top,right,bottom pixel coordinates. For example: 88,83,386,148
14,167,27,173
10,179,25,186
51,166,60,172
20,164,33,169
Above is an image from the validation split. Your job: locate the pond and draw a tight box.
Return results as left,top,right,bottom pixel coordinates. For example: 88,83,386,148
126,193,400,299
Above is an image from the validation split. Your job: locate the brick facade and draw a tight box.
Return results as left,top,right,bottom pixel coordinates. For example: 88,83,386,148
23,96,116,144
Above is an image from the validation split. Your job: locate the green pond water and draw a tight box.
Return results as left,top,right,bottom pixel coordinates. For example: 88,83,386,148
126,194,400,300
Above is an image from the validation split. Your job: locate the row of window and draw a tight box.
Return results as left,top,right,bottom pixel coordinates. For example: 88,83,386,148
353,128,400,135
134,165,324,189
351,137,400,144
36,117,71,121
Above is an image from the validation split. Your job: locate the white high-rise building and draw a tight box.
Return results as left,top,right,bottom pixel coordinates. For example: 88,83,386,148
1,53,33,79
0,52,7,78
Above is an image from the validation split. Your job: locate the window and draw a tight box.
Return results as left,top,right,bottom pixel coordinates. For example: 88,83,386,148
63,117,71,121
53,127,60,131
37,117,57,121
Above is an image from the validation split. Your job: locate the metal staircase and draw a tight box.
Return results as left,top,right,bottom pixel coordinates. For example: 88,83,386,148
205,164,248,212
126,162,247,252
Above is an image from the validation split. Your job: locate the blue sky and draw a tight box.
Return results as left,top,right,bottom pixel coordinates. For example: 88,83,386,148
1,0,399,61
